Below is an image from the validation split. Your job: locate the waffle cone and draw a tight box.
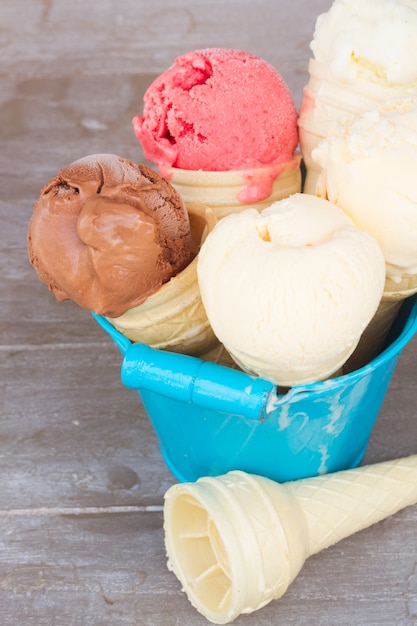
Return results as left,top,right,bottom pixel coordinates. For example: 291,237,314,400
164,456,417,624
169,158,302,220
383,273,417,300
346,273,417,372
298,125,323,195
106,203,219,356
199,343,240,369
344,297,402,372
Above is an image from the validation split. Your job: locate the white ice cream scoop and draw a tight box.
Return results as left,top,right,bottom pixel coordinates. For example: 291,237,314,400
312,98,417,370
197,193,385,386
164,455,417,624
298,0,417,194
314,97,417,290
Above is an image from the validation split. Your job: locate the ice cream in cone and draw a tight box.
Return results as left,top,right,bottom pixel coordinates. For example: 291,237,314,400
133,48,301,217
27,154,193,317
164,455,417,624
298,0,417,194
27,154,221,357
106,202,219,356
168,160,301,220
197,193,386,386
314,98,417,369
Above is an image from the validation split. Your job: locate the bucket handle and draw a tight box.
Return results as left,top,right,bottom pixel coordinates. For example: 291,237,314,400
91,312,132,354
122,342,276,422
91,312,276,421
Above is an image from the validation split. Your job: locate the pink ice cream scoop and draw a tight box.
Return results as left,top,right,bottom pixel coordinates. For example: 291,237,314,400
133,48,299,201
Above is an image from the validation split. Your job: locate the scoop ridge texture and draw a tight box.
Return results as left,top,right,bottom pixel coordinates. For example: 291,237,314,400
133,48,298,176
28,154,192,317
197,194,385,385
313,98,417,282
310,0,417,85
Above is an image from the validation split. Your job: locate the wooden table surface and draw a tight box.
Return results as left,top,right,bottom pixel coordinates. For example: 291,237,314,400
1,1,417,624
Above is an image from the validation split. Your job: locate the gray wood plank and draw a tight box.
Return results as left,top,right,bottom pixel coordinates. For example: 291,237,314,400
1,0,417,623
0,509,415,625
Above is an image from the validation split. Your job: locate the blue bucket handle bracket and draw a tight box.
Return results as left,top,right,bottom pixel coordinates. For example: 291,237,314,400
91,312,132,354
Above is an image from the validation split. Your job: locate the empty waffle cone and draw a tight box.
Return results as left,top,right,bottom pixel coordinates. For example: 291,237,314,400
106,203,219,356
164,455,417,624
169,158,302,220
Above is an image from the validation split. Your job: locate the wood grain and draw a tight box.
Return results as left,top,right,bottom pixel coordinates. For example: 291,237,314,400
1,0,416,624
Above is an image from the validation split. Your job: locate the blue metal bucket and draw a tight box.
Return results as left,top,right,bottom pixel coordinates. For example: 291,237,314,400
93,295,417,483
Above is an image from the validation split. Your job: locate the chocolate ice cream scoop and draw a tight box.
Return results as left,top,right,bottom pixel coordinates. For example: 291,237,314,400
28,154,192,317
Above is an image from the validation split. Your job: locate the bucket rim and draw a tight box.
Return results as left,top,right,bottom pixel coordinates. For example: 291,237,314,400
91,294,417,396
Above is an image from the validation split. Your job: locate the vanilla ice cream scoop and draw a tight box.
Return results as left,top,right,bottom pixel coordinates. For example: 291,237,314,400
197,193,385,386
298,0,417,194
311,0,417,85
313,98,417,294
